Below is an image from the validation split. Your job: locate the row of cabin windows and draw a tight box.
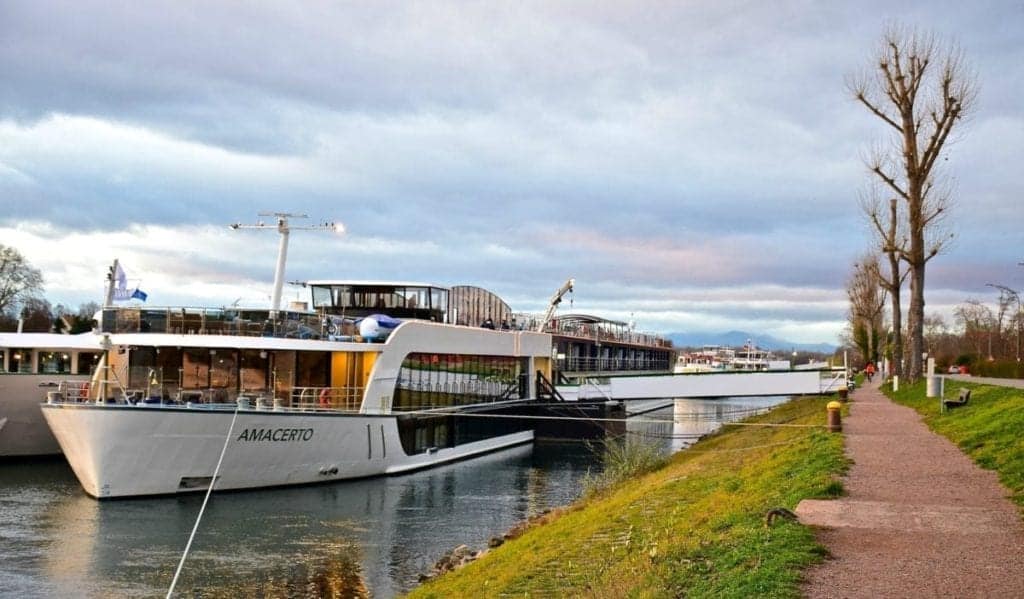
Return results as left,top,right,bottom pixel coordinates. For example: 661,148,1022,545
396,411,532,455
0,350,102,374
125,347,330,397
393,353,528,411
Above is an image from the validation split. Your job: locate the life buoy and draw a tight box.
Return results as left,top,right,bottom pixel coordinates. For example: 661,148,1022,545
318,388,331,408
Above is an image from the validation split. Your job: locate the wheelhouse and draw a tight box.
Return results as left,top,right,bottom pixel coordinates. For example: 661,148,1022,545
307,281,449,322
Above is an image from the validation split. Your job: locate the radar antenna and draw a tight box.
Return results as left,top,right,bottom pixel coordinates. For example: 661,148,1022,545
229,212,344,316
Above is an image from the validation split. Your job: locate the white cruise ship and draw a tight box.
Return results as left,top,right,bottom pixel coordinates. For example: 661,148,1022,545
0,333,103,456
41,281,554,499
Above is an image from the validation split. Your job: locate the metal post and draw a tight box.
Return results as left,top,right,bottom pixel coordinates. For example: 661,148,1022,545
270,221,290,317
229,213,342,320
827,401,842,432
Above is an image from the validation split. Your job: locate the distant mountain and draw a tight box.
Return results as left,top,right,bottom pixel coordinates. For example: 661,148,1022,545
666,330,836,354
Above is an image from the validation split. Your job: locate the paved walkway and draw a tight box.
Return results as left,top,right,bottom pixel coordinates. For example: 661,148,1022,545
797,380,1024,598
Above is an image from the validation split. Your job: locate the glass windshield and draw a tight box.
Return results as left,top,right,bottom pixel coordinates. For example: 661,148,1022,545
311,285,333,309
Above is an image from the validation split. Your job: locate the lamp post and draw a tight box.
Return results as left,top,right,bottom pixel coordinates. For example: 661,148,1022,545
987,283,1022,363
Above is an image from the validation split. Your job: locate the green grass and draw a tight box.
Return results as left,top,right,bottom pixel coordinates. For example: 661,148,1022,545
883,379,1024,510
407,396,847,598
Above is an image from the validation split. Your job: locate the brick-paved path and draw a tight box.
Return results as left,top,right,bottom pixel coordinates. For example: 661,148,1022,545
797,380,1024,598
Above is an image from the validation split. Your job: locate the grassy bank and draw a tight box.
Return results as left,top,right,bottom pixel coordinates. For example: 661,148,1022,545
408,397,846,598
884,379,1024,510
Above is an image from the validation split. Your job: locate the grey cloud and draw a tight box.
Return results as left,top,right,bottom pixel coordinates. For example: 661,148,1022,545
1,0,1021,345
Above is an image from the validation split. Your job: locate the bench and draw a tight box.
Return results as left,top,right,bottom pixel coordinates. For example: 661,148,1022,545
942,388,971,412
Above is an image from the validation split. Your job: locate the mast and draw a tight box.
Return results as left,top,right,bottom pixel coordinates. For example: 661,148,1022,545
230,213,343,316
104,259,120,308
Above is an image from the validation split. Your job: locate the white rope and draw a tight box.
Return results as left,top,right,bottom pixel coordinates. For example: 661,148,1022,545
397,409,826,429
166,407,240,599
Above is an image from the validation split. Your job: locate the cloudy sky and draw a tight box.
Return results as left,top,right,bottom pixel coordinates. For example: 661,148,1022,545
0,1,1021,344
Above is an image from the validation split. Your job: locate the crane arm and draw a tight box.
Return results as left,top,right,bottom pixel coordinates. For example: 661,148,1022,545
536,278,574,332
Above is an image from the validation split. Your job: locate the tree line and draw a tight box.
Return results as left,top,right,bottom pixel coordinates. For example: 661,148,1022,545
0,244,99,334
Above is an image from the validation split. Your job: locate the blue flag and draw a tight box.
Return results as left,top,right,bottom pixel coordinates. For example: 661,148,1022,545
131,288,148,302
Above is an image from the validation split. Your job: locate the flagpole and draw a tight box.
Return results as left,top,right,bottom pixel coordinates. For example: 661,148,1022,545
104,259,120,308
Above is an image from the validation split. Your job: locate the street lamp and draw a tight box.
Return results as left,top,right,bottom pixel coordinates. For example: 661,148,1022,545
987,283,1022,363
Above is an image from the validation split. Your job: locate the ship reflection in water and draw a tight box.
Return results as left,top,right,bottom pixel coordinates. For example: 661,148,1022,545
0,396,787,597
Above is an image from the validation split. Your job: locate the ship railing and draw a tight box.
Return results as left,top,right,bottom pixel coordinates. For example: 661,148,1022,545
45,379,92,403
558,356,672,372
510,312,672,348
290,386,364,413
100,307,327,340
550,327,673,347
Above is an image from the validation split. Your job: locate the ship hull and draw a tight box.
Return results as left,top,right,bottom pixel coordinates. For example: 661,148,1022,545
42,403,533,498
1,375,89,457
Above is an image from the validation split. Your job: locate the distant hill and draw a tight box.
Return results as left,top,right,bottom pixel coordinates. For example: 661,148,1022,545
666,330,836,354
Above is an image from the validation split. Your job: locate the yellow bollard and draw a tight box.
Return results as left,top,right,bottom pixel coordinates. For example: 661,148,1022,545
826,401,842,433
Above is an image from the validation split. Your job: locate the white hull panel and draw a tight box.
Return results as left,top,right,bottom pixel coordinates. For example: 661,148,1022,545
42,404,533,498
0,374,89,457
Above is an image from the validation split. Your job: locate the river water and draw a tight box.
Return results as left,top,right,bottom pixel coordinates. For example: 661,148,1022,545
0,396,787,598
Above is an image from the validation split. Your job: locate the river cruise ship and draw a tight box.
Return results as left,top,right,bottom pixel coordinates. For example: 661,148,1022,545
0,333,103,456
41,281,553,499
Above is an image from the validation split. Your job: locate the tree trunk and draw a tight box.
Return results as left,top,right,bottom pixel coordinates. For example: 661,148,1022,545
907,257,926,381
889,274,903,377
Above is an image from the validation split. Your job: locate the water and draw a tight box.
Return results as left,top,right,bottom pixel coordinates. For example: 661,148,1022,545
0,396,787,598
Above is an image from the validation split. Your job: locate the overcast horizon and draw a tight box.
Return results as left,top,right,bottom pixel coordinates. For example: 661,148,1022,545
1,2,1021,345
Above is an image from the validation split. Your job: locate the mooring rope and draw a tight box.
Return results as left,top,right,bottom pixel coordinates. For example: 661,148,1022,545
398,409,826,429
166,406,240,599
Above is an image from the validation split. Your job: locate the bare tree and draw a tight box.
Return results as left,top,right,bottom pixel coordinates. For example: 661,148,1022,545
850,25,977,380
954,299,995,358
922,313,950,358
847,255,888,364
862,194,910,376
0,244,44,317
19,297,54,333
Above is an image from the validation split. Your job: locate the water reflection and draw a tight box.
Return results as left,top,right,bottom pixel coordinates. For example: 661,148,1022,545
625,396,788,453
0,396,788,598
2,443,595,598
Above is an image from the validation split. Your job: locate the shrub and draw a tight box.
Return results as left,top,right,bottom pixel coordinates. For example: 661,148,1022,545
580,436,669,497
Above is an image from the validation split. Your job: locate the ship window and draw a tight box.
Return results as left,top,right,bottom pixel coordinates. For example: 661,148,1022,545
182,349,211,389
128,347,158,388
53,351,65,373
393,352,527,411
295,351,329,388
398,415,456,455
10,349,33,373
430,288,448,314
209,349,238,393
75,352,102,375
311,286,333,309
240,349,269,391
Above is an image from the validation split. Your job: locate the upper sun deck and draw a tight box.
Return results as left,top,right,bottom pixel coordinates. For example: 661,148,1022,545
98,306,327,340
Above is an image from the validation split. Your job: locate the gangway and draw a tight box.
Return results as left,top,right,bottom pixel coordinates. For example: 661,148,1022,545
560,370,843,401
